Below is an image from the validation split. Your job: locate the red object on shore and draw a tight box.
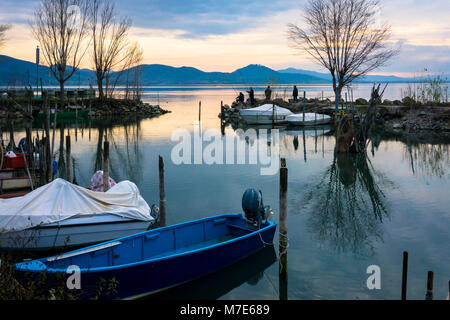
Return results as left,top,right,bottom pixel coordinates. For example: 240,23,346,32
4,153,29,169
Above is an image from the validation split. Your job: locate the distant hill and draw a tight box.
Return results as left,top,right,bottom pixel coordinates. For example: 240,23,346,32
277,67,412,83
1,54,437,87
0,55,95,87
134,64,326,85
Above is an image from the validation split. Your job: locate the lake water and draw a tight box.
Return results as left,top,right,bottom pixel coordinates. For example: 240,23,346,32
3,84,450,300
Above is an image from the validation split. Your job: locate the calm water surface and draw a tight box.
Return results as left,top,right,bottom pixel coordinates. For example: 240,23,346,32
5,85,450,300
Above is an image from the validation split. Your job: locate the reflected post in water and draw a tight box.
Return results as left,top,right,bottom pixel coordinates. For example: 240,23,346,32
279,158,288,300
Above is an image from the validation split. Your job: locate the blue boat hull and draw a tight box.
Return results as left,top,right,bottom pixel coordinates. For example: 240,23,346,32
15,214,277,299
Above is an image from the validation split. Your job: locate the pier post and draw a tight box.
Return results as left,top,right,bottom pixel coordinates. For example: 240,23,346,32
425,271,434,300
401,251,408,300
66,135,71,183
302,91,306,123
279,158,288,300
103,140,110,191
221,101,224,118
199,101,202,122
159,155,166,227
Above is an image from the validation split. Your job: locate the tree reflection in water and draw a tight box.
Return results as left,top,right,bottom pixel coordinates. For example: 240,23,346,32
306,152,390,256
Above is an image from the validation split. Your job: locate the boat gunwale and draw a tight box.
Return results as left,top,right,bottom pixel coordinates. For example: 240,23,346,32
16,213,277,273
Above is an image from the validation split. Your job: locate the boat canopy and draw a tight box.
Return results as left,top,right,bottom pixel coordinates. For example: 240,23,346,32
0,178,153,233
239,104,293,116
286,113,331,122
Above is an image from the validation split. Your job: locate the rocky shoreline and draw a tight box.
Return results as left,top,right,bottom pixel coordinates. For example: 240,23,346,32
220,98,450,134
0,98,171,124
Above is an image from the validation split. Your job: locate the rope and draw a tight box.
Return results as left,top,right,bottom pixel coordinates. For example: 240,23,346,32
0,143,3,169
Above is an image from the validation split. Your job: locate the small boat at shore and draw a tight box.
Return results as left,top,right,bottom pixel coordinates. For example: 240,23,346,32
15,189,276,299
0,178,157,250
239,104,293,125
15,213,276,299
286,113,332,126
0,176,40,191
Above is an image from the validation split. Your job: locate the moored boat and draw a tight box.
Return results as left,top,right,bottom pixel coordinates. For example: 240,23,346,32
14,189,276,299
286,113,332,126
0,178,157,250
239,104,293,125
0,176,40,191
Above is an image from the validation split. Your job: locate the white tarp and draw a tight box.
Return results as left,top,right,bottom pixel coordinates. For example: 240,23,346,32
239,104,293,116
0,178,153,233
286,113,331,122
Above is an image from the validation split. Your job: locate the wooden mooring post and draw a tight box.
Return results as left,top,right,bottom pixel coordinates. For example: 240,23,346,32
401,251,408,300
66,135,71,183
103,140,110,191
302,91,306,122
425,271,434,300
198,101,202,122
279,158,288,300
159,155,166,227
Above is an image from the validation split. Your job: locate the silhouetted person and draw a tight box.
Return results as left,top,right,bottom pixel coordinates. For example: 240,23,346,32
247,87,255,105
236,92,245,103
265,86,272,101
293,85,298,102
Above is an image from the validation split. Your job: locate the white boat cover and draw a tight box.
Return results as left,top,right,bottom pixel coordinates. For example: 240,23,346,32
239,104,293,116
0,178,153,233
286,113,331,122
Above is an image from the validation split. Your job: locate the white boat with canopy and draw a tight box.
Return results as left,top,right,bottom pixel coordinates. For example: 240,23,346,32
0,178,156,250
239,104,293,124
286,113,332,126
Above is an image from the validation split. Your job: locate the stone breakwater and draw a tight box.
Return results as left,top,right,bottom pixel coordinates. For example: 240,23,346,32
0,98,171,123
219,98,450,133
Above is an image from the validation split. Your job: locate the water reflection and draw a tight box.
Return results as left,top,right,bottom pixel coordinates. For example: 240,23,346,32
142,246,277,300
304,152,389,256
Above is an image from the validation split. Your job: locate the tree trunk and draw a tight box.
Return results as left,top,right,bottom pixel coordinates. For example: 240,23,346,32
59,81,64,111
97,76,104,102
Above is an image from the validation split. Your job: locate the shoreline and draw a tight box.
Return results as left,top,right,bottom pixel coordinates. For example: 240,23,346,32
0,98,171,124
219,98,450,134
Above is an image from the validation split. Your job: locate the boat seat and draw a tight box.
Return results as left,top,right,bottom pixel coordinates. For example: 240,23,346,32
226,224,254,233
47,241,122,262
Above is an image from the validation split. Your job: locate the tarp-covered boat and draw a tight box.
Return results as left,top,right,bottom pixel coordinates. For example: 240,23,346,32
0,178,155,250
286,113,332,126
239,104,293,124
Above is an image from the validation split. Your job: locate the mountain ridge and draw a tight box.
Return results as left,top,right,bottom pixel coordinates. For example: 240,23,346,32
0,55,433,87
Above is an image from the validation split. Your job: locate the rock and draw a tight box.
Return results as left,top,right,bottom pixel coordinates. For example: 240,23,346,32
402,96,415,106
355,98,368,105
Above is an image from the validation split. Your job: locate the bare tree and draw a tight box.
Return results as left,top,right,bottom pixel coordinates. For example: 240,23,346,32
0,24,11,49
288,0,398,112
89,0,132,101
31,0,89,109
113,42,144,100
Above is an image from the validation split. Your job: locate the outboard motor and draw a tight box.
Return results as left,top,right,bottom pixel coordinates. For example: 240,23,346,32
150,204,160,223
242,189,272,228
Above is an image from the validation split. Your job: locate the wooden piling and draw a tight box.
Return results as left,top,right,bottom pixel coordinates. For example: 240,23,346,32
279,158,288,300
220,101,224,118
66,135,71,183
103,140,110,191
425,271,434,300
159,155,166,227
199,101,202,122
401,251,408,300
302,91,306,122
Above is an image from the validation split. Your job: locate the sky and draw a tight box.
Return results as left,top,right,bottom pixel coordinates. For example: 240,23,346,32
0,0,449,77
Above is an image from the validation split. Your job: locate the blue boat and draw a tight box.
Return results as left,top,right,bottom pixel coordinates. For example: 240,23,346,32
15,212,277,299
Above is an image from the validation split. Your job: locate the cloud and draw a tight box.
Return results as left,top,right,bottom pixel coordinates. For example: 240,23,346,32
114,0,292,38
